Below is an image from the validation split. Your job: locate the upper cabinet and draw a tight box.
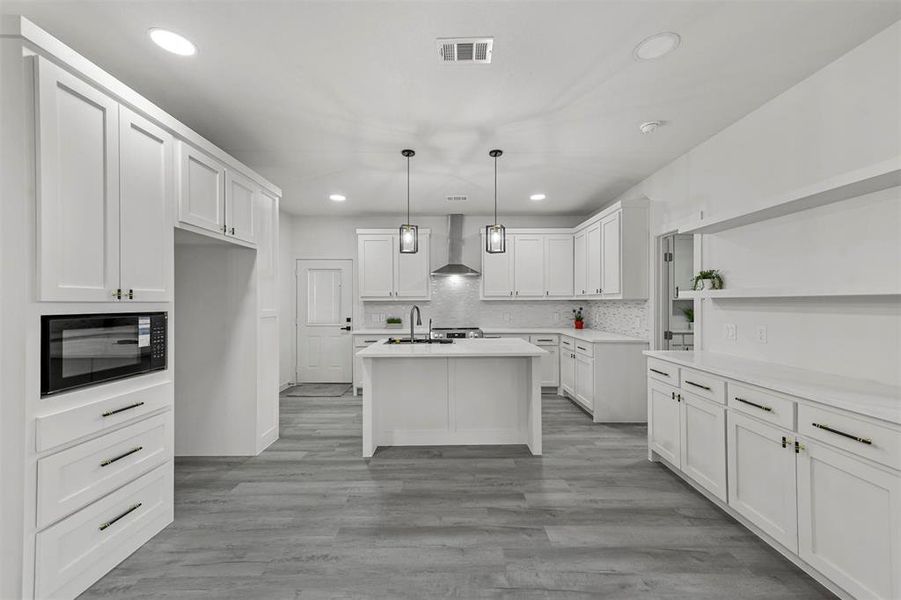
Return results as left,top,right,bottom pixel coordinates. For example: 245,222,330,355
177,141,258,244
482,232,574,299
574,201,649,300
357,230,431,301
543,235,574,297
512,235,544,297
35,58,173,302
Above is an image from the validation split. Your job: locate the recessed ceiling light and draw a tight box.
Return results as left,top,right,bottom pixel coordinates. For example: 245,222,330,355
148,28,196,56
329,194,346,202
633,32,680,61
529,194,546,201
639,120,663,134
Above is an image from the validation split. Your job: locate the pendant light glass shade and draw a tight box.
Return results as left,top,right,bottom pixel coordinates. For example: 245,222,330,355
399,149,418,253
485,149,506,254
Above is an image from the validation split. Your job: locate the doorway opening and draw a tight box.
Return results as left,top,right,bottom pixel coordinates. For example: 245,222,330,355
295,259,354,384
659,233,695,350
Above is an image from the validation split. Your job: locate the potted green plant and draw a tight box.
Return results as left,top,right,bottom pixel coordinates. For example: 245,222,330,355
385,316,402,329
693,269,724,291
682,307,694,330
572,307,585,330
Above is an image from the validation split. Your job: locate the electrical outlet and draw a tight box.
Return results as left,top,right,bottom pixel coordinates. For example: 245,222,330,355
632,317,641,330
503,313,512,322
553,312,559,322
755,326,768,344
724,323,737,342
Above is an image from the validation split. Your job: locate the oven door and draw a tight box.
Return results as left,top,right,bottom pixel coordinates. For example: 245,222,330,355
41,314,154,396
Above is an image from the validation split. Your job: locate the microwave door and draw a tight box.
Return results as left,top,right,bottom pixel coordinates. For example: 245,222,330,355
60,325,141,380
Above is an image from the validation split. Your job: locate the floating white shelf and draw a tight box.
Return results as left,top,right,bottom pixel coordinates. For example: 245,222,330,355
677,157,901,235
679,285,901,300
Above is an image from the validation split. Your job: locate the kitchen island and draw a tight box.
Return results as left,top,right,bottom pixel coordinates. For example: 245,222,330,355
357,338,546,457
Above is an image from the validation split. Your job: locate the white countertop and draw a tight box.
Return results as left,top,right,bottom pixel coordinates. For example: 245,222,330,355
357,337,547,358
352,327,647,344
645,351,901,425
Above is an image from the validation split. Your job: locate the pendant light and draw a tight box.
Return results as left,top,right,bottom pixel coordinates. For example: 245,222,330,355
485,149,506,253
399,149,418,253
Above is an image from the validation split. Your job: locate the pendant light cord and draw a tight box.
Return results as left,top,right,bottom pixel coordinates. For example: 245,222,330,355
493,154,498,224
406,155,410,224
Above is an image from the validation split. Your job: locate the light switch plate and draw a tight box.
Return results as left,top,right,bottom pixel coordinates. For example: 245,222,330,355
724,323,737,341
756,325,768,344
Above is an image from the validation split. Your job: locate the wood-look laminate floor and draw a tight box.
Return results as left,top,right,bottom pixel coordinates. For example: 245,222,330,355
80,393,834,599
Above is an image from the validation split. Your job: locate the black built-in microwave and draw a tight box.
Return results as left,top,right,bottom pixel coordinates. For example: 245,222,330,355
41,312,167,396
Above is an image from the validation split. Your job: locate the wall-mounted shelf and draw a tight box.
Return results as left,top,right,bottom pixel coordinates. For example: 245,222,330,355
678,157,901,235
679,285,901,300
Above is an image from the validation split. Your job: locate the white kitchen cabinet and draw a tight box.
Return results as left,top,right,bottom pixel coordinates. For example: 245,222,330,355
530,335,559,387
573,230,587,296
727,410,798,552
177,141,225,234
225,169,257,243
574,353,594,411
544,235,573,297
256,191,279,313
680,391,727,501
482,240,514,297
797,440,901,600
35,57,120,302
118,107,173,302
560,339,575,395
512,235,544,297
586,223,602,296
600,211,621,296
648,380,681,466
357,230,431,300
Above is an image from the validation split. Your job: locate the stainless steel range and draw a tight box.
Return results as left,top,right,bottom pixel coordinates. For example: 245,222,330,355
430,327,484,339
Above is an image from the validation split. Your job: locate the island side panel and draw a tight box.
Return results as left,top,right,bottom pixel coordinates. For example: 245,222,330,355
371,358,450,448
450,358,528,446
362,357,374,457
528,355,542,455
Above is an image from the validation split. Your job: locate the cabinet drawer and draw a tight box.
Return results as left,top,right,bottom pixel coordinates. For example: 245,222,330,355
799,404,901,471
728,382,795,430
573,341,593,357
36,381,173,452
647,358,679,386
354,337,382,348
679,368,725,405
560,336,574,351
529,334,559,346
37,412,172,529
35,463,173,600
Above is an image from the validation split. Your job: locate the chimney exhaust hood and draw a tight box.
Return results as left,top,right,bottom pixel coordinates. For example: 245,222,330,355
431,214,480,277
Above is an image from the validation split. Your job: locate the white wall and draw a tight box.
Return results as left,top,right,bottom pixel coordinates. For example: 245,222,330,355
606,21,901,386
278,212,295,388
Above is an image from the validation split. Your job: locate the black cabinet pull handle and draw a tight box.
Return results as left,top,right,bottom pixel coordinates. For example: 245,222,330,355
649,368,669,377
101,401,145,418
100,446,143,467
812,423,872,445
99,503,142,531
685,380,711,391
735,397,772,413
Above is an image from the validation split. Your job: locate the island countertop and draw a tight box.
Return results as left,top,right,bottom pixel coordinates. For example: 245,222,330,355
357,337,546,358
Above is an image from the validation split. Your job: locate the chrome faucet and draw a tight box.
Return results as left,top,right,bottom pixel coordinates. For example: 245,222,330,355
410,305,422,342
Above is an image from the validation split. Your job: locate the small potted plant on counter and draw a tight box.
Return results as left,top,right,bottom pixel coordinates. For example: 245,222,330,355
572,307,585,329
693,269,724,291
385,316,402,329
682,307,694,330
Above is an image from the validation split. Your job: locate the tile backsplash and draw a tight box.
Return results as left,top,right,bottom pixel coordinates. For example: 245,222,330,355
362,277,648,338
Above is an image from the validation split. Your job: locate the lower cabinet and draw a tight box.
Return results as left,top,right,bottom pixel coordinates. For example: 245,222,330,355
680,392,727,501
727,410,798,552
573,353,594,411
648,380,681,466
537,344,559,387
797,440,901,600
560,345,575,396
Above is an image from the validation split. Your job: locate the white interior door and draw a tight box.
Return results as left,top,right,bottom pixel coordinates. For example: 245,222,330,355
296,259,353,383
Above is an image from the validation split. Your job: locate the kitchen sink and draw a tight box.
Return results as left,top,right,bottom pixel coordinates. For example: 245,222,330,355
384,338,454,345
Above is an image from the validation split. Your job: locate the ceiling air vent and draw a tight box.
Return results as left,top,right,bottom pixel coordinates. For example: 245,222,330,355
437,38,493,64
446,195,468,202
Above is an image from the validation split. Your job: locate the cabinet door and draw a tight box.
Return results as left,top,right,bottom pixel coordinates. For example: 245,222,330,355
573,230,587,296
256,192,279,313
482,241,514,297
358,234,395,298
727,411,798,552
35,57,120,301
512,235,544,297
544,235,573,297
225,169,257,243
586,223,602,295
600,211,621,296
680,392,727,502
395,231,430,299
797,441,901,600
177,142,225,234
560,350,575,394
118,107,173,302
538,345,559,387
574,354,594,411
649,380,681,466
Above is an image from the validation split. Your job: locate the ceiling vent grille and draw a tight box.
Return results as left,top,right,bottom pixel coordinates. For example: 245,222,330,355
446,195,468,202
437,38,493,64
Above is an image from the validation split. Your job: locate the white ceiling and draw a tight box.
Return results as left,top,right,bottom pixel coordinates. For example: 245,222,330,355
5,1,899,217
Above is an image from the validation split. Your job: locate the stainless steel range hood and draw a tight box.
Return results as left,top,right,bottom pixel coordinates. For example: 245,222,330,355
431,214,480,277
